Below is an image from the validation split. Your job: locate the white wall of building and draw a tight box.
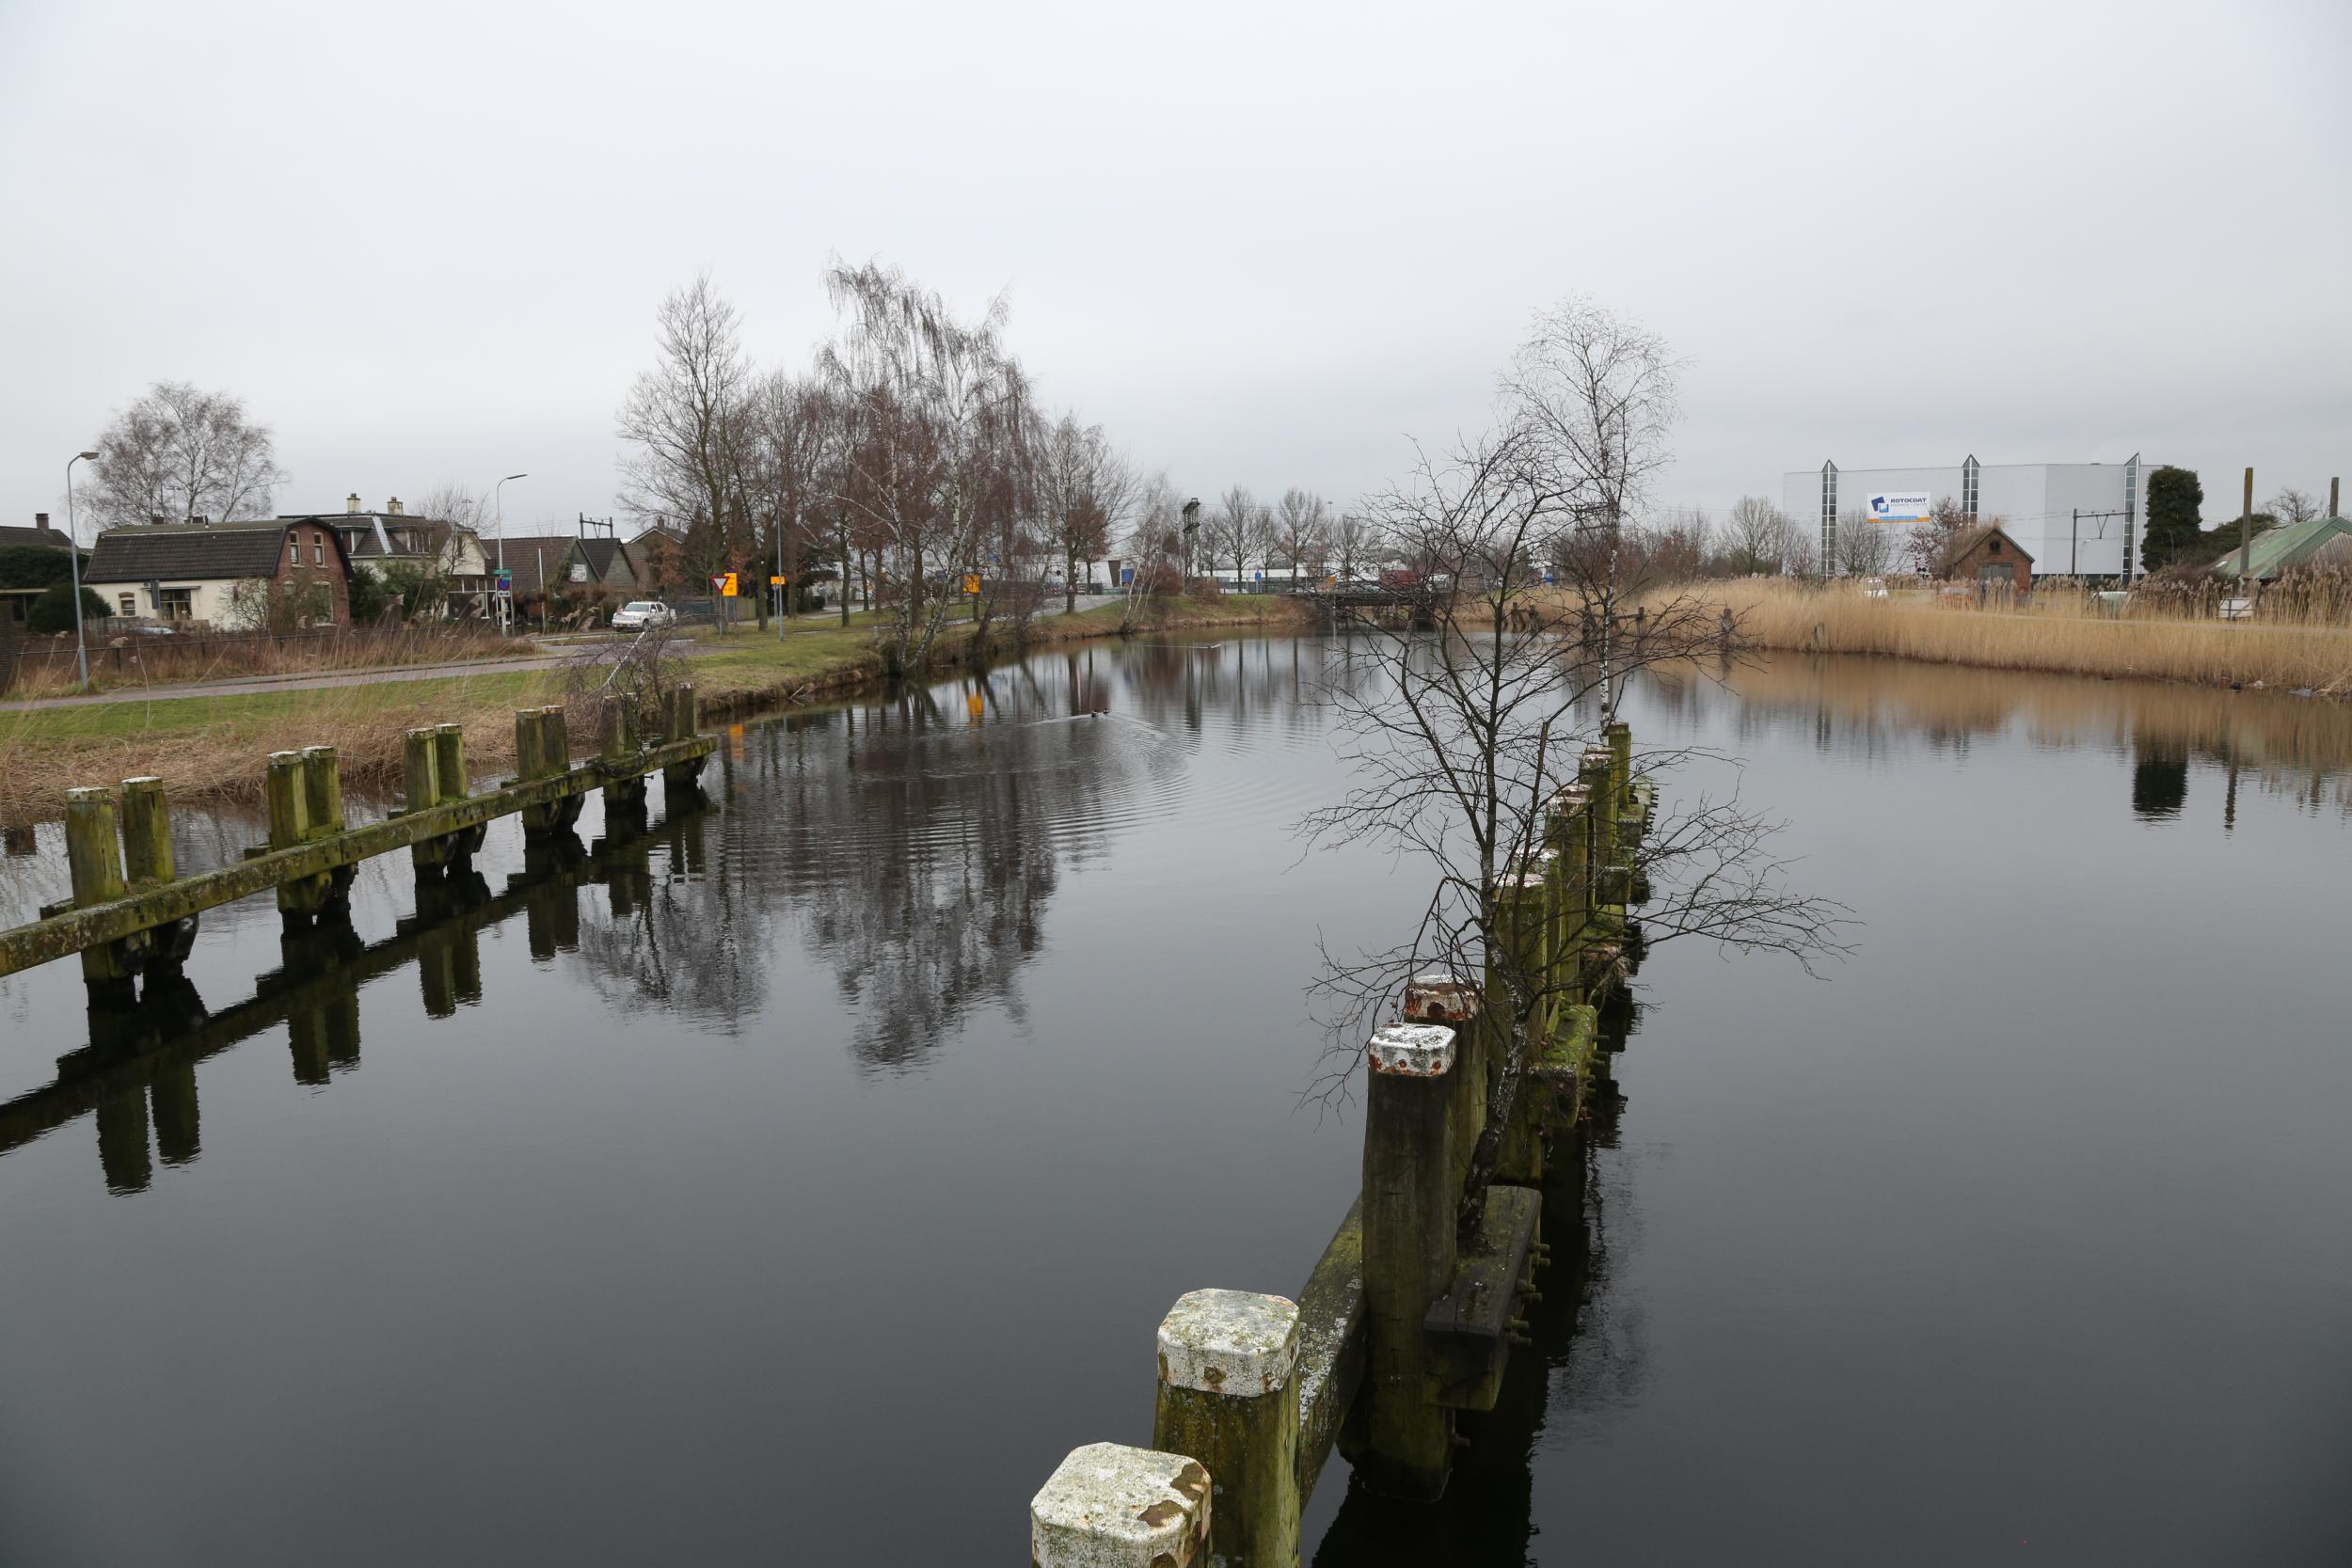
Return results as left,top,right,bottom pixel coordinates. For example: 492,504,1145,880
1780,459,2146,578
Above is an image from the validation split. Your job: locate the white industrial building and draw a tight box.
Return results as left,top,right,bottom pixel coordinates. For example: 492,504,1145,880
1780,454,2149,578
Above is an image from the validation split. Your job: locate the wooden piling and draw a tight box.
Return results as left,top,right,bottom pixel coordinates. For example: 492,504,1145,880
662,685,706,791
405,729,450,871
65,787,138,993
119,778,174,887
1152,1289,1301,1568
300,746,343,838
1031,1443,1212,1568
432,723,469,801
1357,1022,1459,1500
264,752,310,849
599,694,645,814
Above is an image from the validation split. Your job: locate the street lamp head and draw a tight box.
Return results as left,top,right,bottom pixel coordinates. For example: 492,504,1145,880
502,472,528,483
76,451,99,461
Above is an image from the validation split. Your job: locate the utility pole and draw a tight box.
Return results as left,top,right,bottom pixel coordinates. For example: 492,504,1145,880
2238,467,2254,591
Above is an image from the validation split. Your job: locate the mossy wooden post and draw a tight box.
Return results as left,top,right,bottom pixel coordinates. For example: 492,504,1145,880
1152,1289,1300,1568
661,684,705,792
1031,1443,1211,1568
405,728,449,871
1605,721,1633,814
1491,863,1552,1187
64,786,137,997
1545,784,1593,996
300,746,343,839
120,775,196,973
432,723,469,801
1579,748,1622,948
598,694,645,816
268,752,333,924
517,705,576,835
1358,1022,1459,1500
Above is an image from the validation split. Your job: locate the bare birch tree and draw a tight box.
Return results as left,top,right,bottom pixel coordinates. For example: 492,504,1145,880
1039,414,1136,613
1832,506,1897,576
87,381,289,528
817,258,1032,674
1721,495,1796,576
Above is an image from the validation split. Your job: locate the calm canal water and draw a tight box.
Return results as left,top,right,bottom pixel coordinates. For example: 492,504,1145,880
2,640,2348,1565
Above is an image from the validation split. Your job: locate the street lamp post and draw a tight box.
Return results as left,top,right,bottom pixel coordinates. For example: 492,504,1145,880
494,472,527,627
66,450,99,691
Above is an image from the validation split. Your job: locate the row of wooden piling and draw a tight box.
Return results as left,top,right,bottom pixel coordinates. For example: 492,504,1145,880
2,686,714,997
1029,721,1653,1567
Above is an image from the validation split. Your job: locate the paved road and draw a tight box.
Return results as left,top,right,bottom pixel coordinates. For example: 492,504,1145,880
0,637,735,713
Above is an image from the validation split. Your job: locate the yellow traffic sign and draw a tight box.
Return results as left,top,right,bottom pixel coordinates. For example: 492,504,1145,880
718,572,739,597
962,574,981,595
769,574,787,586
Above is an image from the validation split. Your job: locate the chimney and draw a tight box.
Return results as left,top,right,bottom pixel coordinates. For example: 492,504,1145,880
33,513,48,531
387,497,404,516
347,492,362,515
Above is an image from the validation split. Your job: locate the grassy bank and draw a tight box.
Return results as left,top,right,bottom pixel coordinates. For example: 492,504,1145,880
0,594,1307,826
1697,580,2352,698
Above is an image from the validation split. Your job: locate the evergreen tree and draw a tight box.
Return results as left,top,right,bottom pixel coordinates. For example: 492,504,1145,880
2140,465,2203,571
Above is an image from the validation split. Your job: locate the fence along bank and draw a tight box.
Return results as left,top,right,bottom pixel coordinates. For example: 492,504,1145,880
1029,721,1654,1567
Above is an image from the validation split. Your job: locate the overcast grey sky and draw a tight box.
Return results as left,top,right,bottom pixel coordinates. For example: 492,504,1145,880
5,0,2347,538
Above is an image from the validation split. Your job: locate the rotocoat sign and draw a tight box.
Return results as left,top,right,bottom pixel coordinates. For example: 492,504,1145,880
1867,490,1933,524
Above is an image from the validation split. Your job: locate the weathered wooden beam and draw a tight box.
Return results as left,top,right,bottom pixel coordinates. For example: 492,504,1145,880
0,734,717,980
432,723,469,801
120,777,196,974
1152,1289,1300,1568
1292,1196,1364,1505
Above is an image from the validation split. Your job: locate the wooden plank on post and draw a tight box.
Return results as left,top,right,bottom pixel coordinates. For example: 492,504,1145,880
1152,1289,1301,1568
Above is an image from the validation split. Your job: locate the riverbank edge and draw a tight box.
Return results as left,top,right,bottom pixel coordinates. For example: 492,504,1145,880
0,596,1311,828
1692,581,2352,701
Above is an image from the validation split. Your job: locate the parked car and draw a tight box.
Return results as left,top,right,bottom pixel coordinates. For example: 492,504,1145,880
610,600,677,631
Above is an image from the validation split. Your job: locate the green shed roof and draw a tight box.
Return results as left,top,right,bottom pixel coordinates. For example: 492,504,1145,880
2212,515,2352,580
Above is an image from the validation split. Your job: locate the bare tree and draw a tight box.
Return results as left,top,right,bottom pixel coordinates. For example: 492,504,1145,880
2265,486,2324,527
1119,473,1188,631
1720,495,1795,576
744,370,833,624
818,258,1032,675
616,274,755,619
1330,512,1384,583
1905,497,1972,578
87,381,289,529
1305,311,1844,1228
1832,505,1897,576
1202,484,1270,587
1274,487,1331,583
1039,414,1136,613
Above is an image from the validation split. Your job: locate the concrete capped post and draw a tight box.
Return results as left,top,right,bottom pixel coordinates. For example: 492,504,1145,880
1031,1442,1211,1568
1406,971,1485,1194
1358,1021,1458,1500
1152,1288,1301,1568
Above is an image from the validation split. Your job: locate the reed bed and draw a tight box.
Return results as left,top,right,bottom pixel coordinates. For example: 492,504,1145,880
1693,579,2352,698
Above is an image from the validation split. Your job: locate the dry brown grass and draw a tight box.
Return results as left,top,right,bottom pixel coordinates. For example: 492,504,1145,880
1689,579,2352,698
1,622,526,700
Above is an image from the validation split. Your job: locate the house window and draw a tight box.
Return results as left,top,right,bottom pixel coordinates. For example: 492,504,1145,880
289,537,299,566
157,587,195,620
118,593,135,617
313,537,324,566
1988,537,2002,555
